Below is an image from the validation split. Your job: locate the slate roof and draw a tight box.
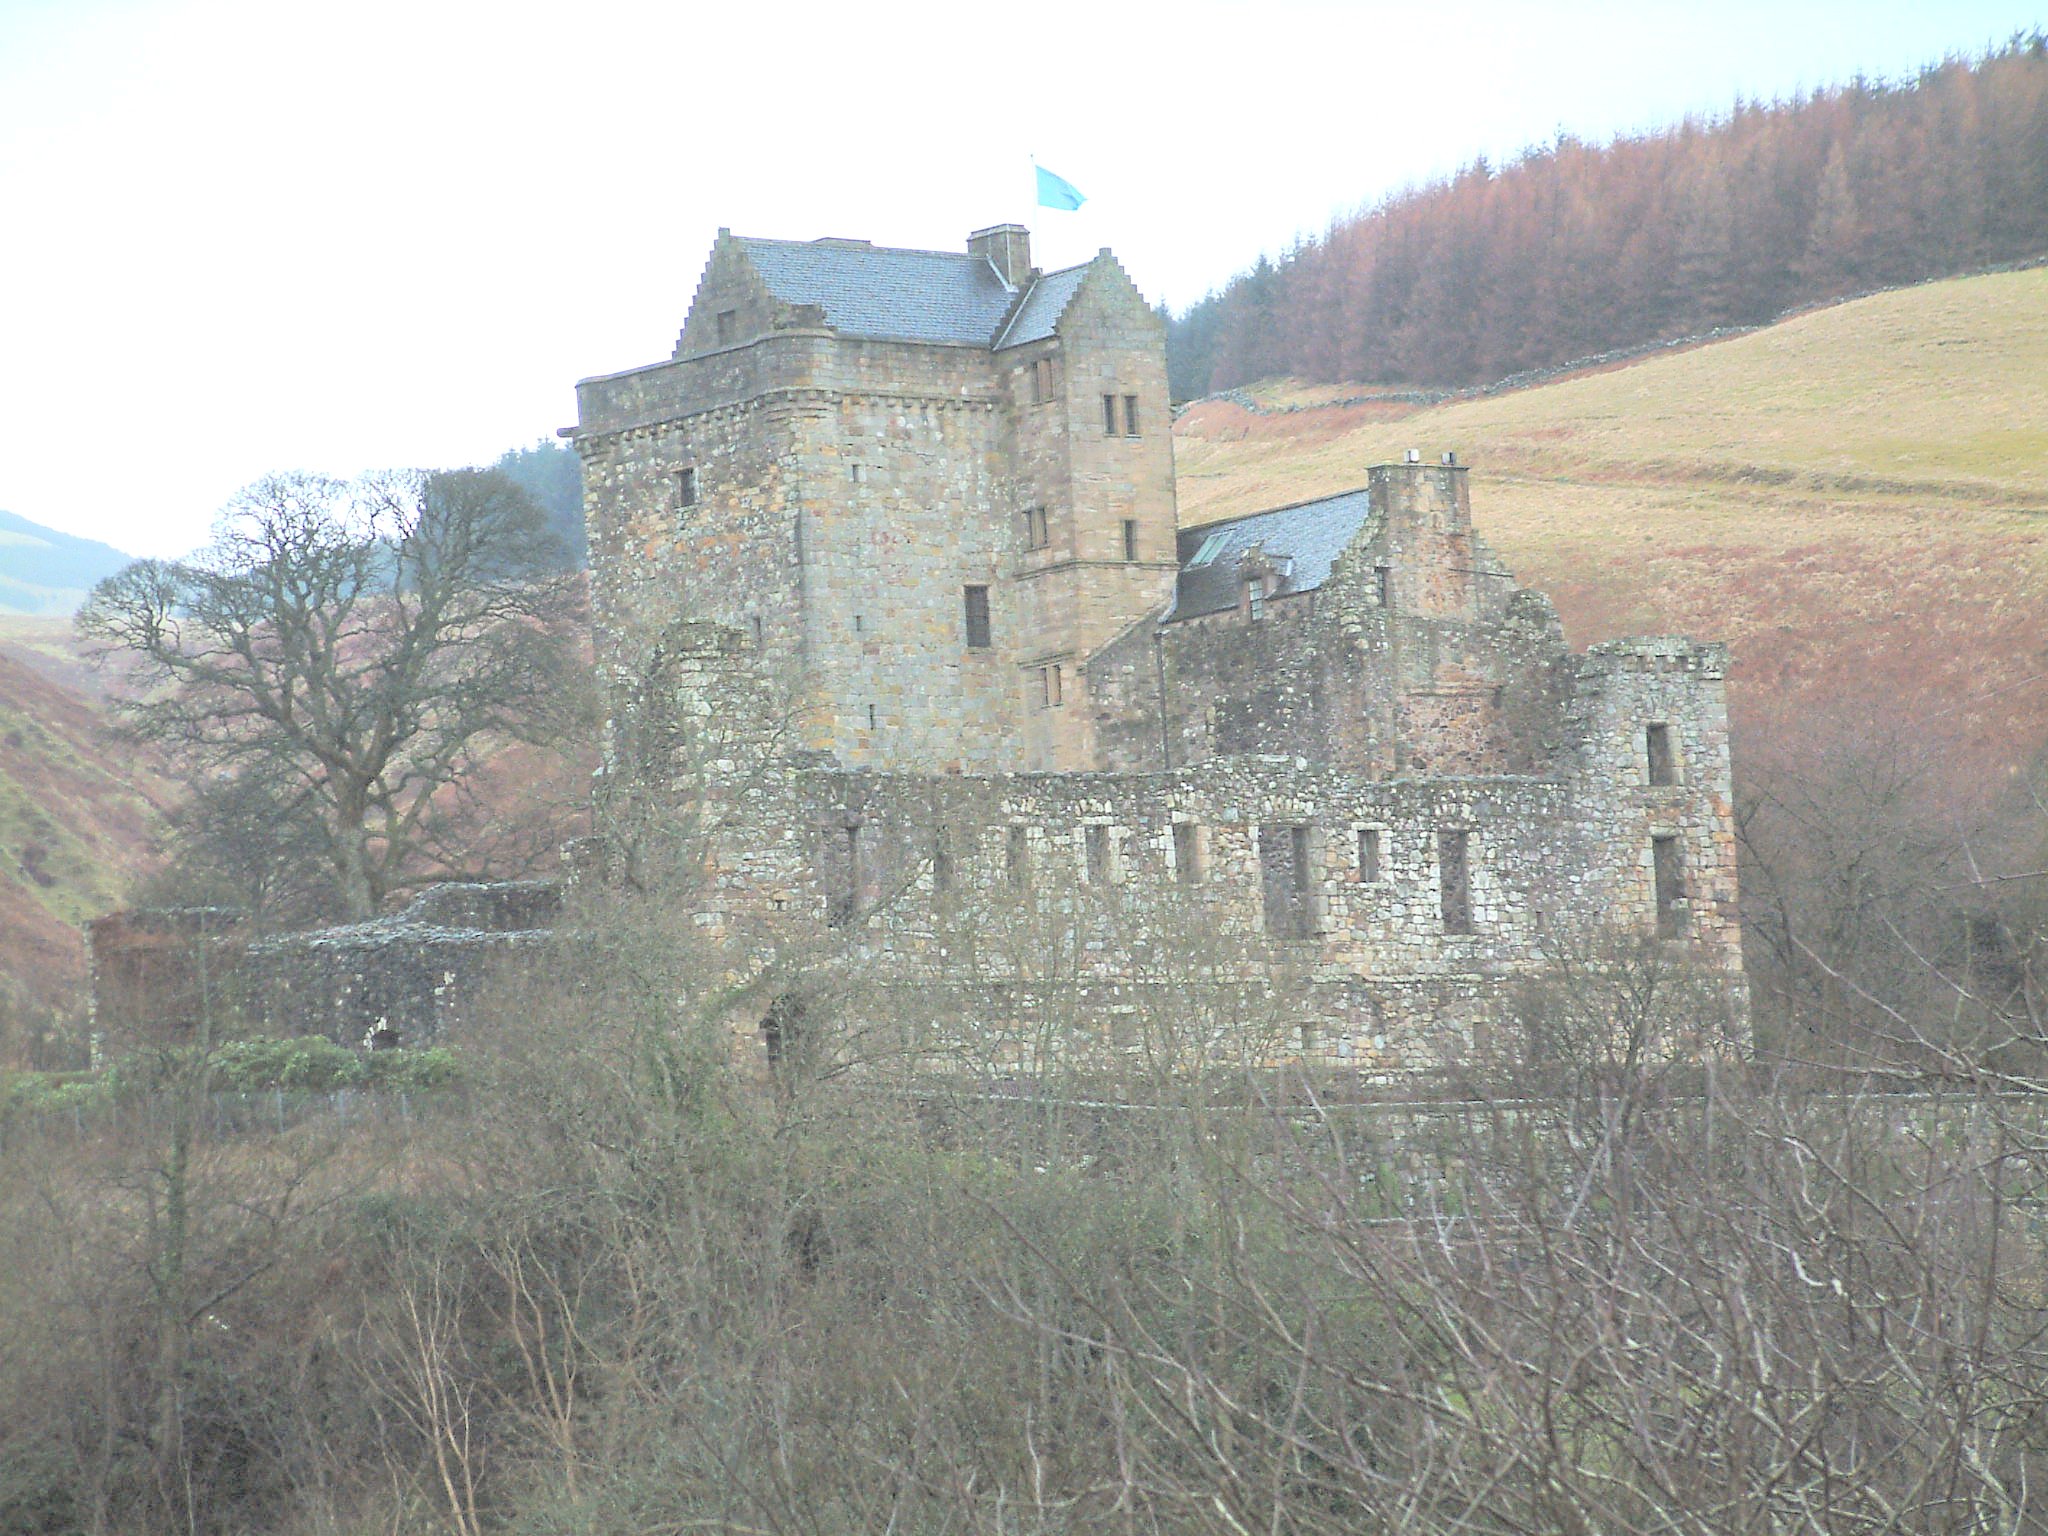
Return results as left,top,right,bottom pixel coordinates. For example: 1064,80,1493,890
737,237,1019,346
994,263,1090,349
734,237,1091,349
1168,488,1375,621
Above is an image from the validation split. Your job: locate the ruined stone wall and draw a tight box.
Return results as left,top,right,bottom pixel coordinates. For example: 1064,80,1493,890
88,885,563,1053
1091,465,1575,779
764,752,1740,1074
1566,639,1745,984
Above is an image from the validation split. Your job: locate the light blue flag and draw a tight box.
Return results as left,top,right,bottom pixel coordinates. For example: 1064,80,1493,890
1035,164,1086,211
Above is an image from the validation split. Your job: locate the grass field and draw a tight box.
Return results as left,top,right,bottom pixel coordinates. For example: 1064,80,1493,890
1175,268,2048,793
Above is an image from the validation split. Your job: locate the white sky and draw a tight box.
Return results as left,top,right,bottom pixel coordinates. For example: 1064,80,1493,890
1,0,2040,556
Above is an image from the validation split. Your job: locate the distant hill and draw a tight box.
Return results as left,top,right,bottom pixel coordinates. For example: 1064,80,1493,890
1175,266,2048,799
0,510,134,615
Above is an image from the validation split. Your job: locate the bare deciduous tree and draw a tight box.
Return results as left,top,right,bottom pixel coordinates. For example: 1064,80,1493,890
79,468,585,921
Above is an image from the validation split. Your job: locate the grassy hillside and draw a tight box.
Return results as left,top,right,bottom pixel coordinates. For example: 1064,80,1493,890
1176,267,2048,793
0,620,174,1031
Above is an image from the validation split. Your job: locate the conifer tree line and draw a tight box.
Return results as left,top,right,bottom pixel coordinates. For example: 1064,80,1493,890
1169,35,2048,397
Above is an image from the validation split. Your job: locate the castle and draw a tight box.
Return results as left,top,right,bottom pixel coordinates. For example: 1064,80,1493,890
86,223,1743,1070
564,223,1746,1073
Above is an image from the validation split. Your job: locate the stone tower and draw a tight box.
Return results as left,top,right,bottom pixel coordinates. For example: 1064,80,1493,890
572,223,1177,775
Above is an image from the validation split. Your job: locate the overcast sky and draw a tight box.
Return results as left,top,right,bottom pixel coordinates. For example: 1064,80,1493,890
1,0,2040,557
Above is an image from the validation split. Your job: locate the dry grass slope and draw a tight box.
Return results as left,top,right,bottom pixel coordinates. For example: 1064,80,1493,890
0,620,176,1023
1175,268,2048,793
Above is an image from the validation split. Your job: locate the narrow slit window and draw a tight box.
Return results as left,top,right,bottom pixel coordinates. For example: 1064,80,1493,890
1022,506,1048,550
1646,723,1677,786
1374,565,1390,608
1653,834,1686,937
1173,822,1203,885
1103,394,1118,435
1439,829,1472,935
1122,519,1138,561
1039,664,1063,709
1007,826,1030,889
1357,828,1382,883
866,703,877,730
830,825,859,927
1123,395,1140,437
964,585,992,649
931,834,952,897
1085,824,1110,884
676,467,697,511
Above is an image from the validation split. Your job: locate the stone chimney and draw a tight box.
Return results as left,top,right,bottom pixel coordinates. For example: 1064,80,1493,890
968,223,1032,288
1369,458,1475,620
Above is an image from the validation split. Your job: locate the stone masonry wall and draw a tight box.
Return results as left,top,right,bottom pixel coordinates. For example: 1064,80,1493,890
1089,465,1575,779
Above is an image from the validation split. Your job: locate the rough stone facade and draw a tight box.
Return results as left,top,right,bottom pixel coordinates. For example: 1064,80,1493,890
568,225,1748,1075
88,883,560,1052
87,224,1744,1071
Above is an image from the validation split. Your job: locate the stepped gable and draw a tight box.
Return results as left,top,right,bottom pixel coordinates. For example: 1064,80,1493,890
994,262,1090,348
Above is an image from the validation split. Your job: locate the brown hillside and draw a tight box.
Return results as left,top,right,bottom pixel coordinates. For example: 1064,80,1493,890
0,621,175,1028
1175,269,2048,802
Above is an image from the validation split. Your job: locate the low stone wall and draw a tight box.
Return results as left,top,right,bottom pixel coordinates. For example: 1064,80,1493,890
88,883,564,1052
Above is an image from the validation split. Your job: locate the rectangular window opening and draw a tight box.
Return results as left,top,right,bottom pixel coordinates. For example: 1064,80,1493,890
931,834,953,898
1123,394,1140,437
1122,519,1138,562
1299,1022,1318,1056
1039,664,1063,709
715,309,736,345
1245,577,1266,622
1022,505,1048,551
1033,357,1054,403
830,824,859,927
1007,826,1031,889
676,467,697,511
1374,565,1390,608
850,462,867,484
1085,824,1110,885
1357,828,1382,883
1259,824,1313,939
1439,829,1473,936
866,703,877,731
1646,723,1677,786
1102,394,1118,435
1653,834,1686,937
964,585,992,650
1174,822,1203,885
